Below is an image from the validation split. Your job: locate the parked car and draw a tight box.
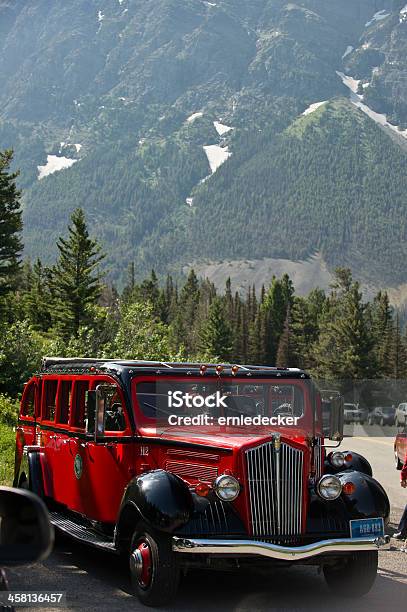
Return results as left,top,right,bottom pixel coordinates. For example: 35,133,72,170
344,403,366,425
14,358,390,606
395,402,407,427
395,427,407,470
368,406,396,426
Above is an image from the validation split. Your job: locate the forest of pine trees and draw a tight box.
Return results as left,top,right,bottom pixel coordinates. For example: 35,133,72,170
2,150,407,401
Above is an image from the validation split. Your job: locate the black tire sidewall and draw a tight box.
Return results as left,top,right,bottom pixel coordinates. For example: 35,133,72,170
323,551,378,598
130,522,180,607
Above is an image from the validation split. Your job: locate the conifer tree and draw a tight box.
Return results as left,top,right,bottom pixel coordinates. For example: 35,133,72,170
313,269,375,381
25,259,53,332
276,306,293,368
0,150,23,305
370,291,393,377
388,313,407,379
262,275,294,364
172,269,201,354
51,208,105,338
199,297,232,360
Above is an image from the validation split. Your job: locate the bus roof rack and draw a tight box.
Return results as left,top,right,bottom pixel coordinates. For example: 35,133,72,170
40,357,307,376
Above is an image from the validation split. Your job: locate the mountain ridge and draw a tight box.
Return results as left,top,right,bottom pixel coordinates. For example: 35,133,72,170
0,0,405,288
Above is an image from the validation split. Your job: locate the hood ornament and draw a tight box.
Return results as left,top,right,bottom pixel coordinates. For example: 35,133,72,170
273,433,281,453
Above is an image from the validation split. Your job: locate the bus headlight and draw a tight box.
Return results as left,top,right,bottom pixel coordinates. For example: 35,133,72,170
213,475,240,501
317,475,342,500
330,451,345,468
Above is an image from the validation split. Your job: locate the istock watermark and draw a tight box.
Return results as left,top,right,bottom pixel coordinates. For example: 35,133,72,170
167,390,228,409
167,414,300,426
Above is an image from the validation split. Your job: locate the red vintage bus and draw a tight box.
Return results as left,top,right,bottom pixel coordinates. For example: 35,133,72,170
14,358,390,606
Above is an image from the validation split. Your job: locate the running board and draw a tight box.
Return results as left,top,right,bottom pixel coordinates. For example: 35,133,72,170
49,511,117,552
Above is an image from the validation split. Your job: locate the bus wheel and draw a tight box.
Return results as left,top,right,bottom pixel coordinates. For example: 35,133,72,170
323,551,378,597
130,522,180,607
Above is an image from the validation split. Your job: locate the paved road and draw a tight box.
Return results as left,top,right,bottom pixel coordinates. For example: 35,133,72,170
8,435,407,611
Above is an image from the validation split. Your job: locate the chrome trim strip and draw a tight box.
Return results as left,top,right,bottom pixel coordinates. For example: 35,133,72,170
173,535,390,560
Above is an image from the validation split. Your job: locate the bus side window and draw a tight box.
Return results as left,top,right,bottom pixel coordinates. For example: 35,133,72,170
58,380,72,425
71,380,89,429
21,382,36,418
43,380,58,422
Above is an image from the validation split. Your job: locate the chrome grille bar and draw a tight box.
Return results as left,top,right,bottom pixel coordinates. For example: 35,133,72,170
246,441,304,538
314,439,323,479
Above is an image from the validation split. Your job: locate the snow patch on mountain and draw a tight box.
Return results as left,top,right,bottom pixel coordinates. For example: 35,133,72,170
38,155,78,180
203,145,231,173
187,112,203,123
337,71,407,141
98,11,104,22
214,121,233,135
365,10,390,28
400,5,407,23
302,101,327,116
342,46,353,59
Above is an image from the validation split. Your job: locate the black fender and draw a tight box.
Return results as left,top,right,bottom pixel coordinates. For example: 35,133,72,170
324,450,372,477
307,470,390,536
116,470,194,548
336,470,390,524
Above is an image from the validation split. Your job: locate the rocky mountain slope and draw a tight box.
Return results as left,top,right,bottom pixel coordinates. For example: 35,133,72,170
0,0,406,288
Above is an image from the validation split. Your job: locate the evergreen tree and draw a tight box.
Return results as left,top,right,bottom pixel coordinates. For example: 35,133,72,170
199,297,232,360
262,274,295,364
388,313,407,379
172,269,201,354
25,259,53,332
313,269,375,380
276,306,293,368
51,208,105,338
370,291,393,377
0,151,23,307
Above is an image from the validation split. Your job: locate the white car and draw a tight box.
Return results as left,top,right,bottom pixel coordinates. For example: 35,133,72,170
343,403,366,424
395,402,407,427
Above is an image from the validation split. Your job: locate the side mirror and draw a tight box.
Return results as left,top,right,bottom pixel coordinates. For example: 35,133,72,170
320,390,344,442
328,395,344,441
93,385,117,442
0,487,53,566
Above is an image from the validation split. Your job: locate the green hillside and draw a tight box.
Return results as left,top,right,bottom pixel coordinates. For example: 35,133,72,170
1,0,406,287
137,98,407,285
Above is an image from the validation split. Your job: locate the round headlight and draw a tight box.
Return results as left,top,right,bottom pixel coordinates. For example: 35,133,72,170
317,475,342,500
330,451,345,468
213,475,240,501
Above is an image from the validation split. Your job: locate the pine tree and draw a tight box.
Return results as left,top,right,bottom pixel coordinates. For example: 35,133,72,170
199,297,232,360
388,313,407,379
25,259,53,332
51,208,105,338
172,269,201,354
0,151,23,306
370,291,393,377
276,306,293,368
262,275,295,364
313,269,375,381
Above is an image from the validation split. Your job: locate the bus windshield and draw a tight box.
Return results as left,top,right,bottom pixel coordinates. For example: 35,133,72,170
133,378,314,434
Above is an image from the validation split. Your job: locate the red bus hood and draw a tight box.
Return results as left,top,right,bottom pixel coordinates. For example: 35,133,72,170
139,426,311,451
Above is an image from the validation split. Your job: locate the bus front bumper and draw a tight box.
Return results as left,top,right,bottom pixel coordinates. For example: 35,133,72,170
172,535,390,561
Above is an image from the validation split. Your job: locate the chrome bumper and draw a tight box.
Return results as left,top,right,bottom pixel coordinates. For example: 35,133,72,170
172,535,390,561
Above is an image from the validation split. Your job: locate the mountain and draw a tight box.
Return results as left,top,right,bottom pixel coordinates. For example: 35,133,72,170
0,0,406,288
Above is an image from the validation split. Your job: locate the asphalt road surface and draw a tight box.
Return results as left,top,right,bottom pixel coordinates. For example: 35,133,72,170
8,434,407,612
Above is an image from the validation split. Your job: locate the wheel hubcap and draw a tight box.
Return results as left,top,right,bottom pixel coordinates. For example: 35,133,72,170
130,541,152,588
